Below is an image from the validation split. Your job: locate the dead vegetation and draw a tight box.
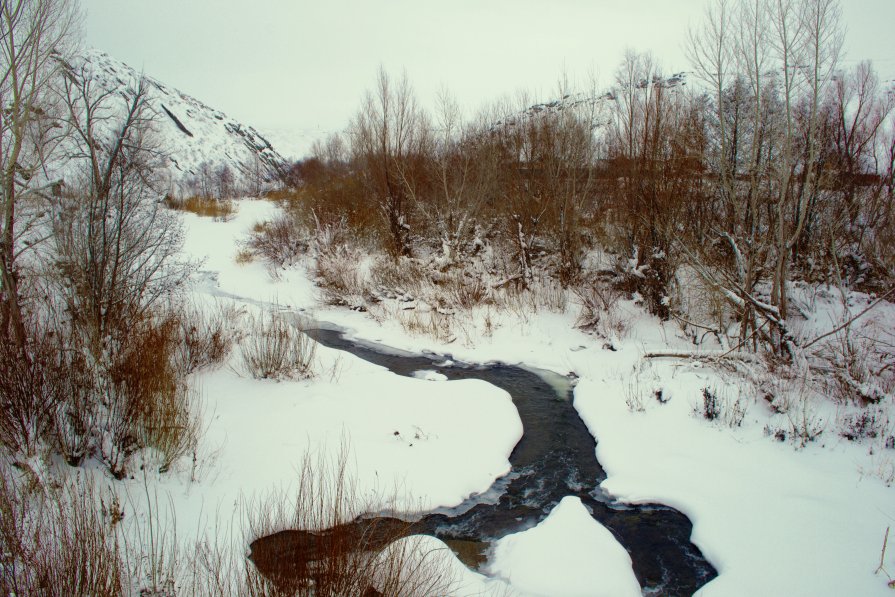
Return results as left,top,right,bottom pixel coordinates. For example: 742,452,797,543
243,449,455,596
0,470,126,597
239,309,317,381
165,195,236,220
0,442,457,597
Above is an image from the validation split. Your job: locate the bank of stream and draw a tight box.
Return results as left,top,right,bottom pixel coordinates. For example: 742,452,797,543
251,326,716,595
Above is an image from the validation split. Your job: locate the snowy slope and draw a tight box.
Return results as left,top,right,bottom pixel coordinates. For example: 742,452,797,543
493,73,687,130
65,49,289,191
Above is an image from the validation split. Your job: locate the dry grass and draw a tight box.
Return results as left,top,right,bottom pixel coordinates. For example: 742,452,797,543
247,213,308,267
0,444,456,597
165,195,236,220
239,309,317,380
243,448,455,596
818,327,895,405
368,257,427,299
397,310,456,344
573,276,626,339
694,386,748,428
531,277,567,313
315,248,370,309
103,312,202,476
442,272,491,310
263,187,303,204
0,467,126,596
179,301,242,375
235,248,255,265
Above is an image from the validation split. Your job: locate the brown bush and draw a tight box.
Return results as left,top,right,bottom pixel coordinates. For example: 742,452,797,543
100,312,201,477
0,326,64,456
0,468,125,597
165,195,236,220
246,213,309,267
239,310,317,381
179,301,241,374
244,448,454,596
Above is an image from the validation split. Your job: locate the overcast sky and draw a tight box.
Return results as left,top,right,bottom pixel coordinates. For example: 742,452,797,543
84,0,895,159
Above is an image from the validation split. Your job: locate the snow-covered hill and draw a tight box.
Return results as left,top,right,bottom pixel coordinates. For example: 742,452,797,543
493,73,687,130
66,49,289,193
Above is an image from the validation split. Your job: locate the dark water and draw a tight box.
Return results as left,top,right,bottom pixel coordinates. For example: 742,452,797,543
255,327,716,595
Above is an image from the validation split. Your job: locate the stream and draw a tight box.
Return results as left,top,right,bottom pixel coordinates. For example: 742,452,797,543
251,326,716,595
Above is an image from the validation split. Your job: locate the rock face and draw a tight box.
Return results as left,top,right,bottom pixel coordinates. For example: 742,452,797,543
67,49,289,193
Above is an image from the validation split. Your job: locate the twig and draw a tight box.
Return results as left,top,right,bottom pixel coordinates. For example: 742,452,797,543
802,286,895,350
491,274,523,289
717,318,770,360
670,311,721,333
877,526,890,576
643,349,762,363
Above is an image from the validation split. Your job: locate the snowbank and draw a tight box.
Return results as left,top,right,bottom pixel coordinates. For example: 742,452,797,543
488,496,641,597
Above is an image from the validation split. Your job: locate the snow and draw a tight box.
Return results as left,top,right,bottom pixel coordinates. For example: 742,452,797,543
488,497,641,597
108,198,895,595
181,199,316,308
411,369,449,381
65,49,288,190
297,261,895,594
386,535,511,596
193,354,521,513
574,369,895,596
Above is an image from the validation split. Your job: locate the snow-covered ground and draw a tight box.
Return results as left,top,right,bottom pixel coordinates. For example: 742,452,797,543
118,198,894,595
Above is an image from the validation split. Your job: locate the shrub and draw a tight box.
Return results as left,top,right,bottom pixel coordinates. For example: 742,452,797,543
165,195,236,220
700,387,720,421
0,321,67,456
239,310,317,380
574,275,625,338
368,256,426,300
101,312,201,477
0,307,202,476
246,213,309,267
315,248,370,310
695,386,747,428
178,301,241,374
839,409,889,442
624,378,646,413
531,276,567,313
0,468,125,596
244,448,454,596
444,272,489,310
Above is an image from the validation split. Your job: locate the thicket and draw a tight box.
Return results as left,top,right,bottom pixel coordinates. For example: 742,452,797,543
266,0,893,364
0,2,227,479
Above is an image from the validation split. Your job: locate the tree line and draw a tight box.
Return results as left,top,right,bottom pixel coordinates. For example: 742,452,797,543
283,0,893,356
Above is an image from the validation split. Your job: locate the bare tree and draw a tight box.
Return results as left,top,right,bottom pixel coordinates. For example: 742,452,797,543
50,66,196,475
55,66,191,349
349,67,425,258
403,90,501,269
215,163,234,198
606,50,697,317
684,0,846,356
687,0,735,205
248,152,264,197
0,0,79,352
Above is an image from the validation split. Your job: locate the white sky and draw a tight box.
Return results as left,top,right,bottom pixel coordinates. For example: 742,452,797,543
84,0,895,159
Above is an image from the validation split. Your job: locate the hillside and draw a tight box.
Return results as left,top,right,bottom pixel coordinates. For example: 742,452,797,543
63,48,289,193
